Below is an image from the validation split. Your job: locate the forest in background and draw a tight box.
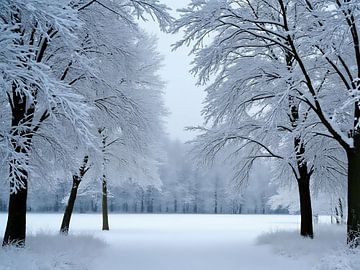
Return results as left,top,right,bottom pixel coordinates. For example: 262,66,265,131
0,139,343,218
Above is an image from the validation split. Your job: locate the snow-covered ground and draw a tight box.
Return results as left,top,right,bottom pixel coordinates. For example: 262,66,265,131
0,214,355,270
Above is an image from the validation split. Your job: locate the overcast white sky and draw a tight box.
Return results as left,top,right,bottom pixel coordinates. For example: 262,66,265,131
140,0,205,142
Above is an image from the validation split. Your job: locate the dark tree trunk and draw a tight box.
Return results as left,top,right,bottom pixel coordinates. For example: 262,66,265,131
60,176,80,234
174,199,177,212
214,177,219,214
2,169,28,247
289,84,314,238
60,156,88,234
98,128,109,230
284,49,313,238
102,175,109,231
294,136,314,238
297,176,313,238
347,149,360,247
3,87,34,247
347,99,360,247
2,13,53,247
214,191,218,214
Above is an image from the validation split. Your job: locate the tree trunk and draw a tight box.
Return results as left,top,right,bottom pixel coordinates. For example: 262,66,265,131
3,20,54,246
297,177,314,238
2,167,28,246
60,176,80,235
60,156,88,234
102,174,109,231
347,149,360,247
98,128,109,230
3,88,33,247
214,190,218,214
294,135,314,238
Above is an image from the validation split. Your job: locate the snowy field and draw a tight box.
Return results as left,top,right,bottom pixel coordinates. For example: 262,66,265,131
0,214,357,270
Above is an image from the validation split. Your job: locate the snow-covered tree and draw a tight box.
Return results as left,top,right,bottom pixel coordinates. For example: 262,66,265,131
0,0,94,246
173,0,351,241
59,0,170,233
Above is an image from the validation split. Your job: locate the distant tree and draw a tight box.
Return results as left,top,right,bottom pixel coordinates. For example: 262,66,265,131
10,138,284,215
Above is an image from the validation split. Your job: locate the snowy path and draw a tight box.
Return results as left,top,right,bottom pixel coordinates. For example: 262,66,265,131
0,214,315,269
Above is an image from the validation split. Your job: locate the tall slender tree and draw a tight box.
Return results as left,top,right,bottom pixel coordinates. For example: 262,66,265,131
59,0,170,233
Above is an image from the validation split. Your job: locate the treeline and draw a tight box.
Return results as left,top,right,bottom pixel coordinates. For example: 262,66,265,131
0,140,283,215
0,140,341,216
1,182,285,215
0,184,283,215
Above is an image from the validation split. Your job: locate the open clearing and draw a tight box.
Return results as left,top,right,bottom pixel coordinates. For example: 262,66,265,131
0,214,347,270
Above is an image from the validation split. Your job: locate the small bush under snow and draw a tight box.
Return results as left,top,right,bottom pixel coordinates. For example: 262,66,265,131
0,233,106,270
257,225,360,270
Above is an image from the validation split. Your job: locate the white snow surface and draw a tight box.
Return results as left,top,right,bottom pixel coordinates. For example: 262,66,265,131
0,214,355,270
258,226,360,270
